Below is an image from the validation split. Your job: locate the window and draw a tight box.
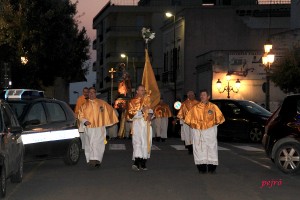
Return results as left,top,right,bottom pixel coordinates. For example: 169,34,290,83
224,103,241,115
9,102,27,118
26,103,47,124
3,104,19,128
239,101,271,116
45,103,66,122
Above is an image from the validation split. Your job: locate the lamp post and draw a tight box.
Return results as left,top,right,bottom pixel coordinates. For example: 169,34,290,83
166,12,177,103
120,53,128,68
262,43,275,111
21,56,28,65
121,53,136,94
216,74,241,99
3,62,9,89
109,67,116,106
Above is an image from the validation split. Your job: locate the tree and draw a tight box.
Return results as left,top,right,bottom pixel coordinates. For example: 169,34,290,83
271,47,300,94
0,0,90,88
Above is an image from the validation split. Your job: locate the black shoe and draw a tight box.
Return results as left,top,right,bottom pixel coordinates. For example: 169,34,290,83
197,164,207,174
95,164,101,168
156,137,161,142
187,145,193,155
132,165,139,171
161,138,166,142
94,160,101,168
140,158,148,171
208,164,217,174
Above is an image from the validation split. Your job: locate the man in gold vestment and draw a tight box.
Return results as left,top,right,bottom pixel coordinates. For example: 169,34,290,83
185,89,225,174
153,98,172,142
74,87,89,150
127,85,153,171
177,91,199,154
79,87,119,168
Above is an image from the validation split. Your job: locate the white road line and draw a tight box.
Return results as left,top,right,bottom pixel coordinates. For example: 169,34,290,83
170,145,229,151
218,146,230,151
109,144,126,150
170,145,187,150
232,145,264,152
151,145,160,150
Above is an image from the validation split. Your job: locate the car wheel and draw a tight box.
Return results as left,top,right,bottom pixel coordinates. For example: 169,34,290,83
275,143,300,174
64,139,80,165
11,154,24,183
249,127,263,143
0,164,6,198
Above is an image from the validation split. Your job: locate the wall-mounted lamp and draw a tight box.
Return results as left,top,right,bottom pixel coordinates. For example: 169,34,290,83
216,74,241,99
262,40,275,111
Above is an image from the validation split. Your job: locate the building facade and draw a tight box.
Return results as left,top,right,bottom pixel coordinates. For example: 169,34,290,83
93,0,295,111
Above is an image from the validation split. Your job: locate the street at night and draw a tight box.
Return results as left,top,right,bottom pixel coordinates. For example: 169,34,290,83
5,138,300,200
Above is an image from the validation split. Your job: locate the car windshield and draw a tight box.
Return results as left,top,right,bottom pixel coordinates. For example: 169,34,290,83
238,101,272,116
8,102,27,118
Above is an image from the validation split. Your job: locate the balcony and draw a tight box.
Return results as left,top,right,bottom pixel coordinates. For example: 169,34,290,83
105,26,149,38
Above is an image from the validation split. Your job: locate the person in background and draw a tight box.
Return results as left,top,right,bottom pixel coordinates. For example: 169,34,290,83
153,97,172,142
79,87,119,168
185,89,225,174
177,91,199,154
74,87,89,150
106,107,119,140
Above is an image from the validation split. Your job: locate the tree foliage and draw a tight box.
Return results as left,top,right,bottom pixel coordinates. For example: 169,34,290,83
0,0,90,88
271,47,300,93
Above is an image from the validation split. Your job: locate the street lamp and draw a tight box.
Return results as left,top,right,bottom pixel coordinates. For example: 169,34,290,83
120,53,128,68
109,67,116,106
165,11,177,103
262,43,275,111
216,74,241,99
21,56,28,65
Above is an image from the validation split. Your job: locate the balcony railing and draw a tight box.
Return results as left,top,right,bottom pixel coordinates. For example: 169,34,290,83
106,26,147,33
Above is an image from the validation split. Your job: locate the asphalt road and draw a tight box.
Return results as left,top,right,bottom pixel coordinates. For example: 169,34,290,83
4,138,300,200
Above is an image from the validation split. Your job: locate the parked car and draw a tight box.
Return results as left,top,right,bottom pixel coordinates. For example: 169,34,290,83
262,94,300,174
211,99,272,142
5,95,81,165
0,99,24,198
0,89,44,99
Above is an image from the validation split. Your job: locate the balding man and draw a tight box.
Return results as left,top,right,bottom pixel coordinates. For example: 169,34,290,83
177,91,199,154
79,87,119,168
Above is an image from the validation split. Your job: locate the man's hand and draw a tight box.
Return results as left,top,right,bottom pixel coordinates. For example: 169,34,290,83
142,106,149,113
147,113,153,122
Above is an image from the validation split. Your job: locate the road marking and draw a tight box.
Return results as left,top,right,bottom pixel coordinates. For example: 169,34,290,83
232,145,264,152
218,146,230,151
109,144,126,150
235,153,272,170
170,145,229,151
170,145,187,150
152,145,160,150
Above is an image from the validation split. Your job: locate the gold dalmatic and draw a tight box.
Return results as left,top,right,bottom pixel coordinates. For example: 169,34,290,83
185,102,225,130
177,99,199,120
154,102,172,118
